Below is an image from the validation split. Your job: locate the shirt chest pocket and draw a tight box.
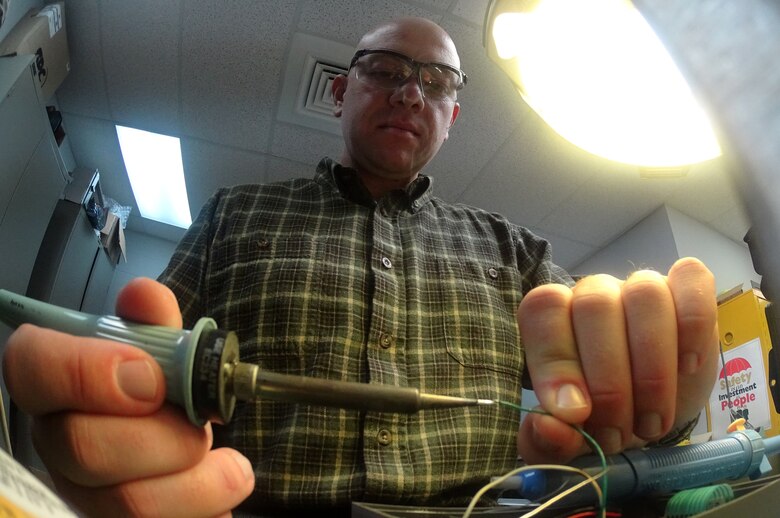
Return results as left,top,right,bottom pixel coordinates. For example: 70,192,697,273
210,234,323,364
434,259,524,379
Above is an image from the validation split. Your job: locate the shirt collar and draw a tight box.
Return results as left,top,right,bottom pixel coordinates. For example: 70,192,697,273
315,157,433,213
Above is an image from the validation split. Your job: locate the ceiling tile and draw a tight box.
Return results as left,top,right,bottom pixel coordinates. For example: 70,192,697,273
270,122,344,166
180,138,268,216
425,21,526,200
451,0,489,25
180,0,297,152
538,166,679,247
100,1,180,135
297,0,443,44
664,158,745,238
527,227,598,271
266,155,322,184
56,0,111,120
709,203,752,245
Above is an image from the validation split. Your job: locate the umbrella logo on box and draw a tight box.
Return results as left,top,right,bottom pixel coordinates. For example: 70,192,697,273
709,338,771,438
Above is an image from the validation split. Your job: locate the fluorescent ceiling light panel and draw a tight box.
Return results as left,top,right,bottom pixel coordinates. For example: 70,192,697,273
116,125,192,228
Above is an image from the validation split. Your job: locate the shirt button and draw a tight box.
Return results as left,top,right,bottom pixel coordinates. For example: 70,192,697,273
379,332,395,349
377,429,392,446
256,239,270,250
381,257,392,269
488,267,499,279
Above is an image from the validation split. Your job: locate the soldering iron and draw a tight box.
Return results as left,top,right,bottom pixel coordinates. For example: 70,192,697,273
0,289,494,426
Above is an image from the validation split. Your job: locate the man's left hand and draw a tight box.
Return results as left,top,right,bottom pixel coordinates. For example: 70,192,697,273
516,257,719,463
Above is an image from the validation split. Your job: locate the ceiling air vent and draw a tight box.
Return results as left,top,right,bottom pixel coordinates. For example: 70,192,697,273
277,33,354,136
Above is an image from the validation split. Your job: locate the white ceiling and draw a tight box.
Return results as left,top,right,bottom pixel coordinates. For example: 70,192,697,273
53,0,751,271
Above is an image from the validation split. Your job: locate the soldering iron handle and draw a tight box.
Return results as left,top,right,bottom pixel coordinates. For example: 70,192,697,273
509,430,773,506
0,290,234,426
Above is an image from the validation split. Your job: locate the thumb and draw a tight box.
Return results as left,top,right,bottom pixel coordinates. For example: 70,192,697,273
517,410,590,465
115,277,183,328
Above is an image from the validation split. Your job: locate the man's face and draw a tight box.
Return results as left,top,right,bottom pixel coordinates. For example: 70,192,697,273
332,22,461,185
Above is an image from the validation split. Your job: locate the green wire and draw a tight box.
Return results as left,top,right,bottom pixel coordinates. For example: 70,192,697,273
495,399,609,514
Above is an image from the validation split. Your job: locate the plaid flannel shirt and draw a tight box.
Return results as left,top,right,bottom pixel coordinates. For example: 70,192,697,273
158,157,572,511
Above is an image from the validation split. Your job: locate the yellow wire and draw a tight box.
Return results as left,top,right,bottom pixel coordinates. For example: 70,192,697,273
460,400,609,518
461,464,604,518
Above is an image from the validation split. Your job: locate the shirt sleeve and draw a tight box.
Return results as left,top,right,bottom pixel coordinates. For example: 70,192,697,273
514,225,574,390
157,189,225,328
514,225,575,292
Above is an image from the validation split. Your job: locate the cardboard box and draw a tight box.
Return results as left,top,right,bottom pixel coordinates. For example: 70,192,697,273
0,3,69,102
100,212,127,265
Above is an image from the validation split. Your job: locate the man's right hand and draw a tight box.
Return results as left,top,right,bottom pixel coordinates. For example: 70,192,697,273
2,278,255,517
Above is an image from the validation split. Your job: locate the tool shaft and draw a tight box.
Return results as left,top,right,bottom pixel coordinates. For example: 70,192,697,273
231,363,486,413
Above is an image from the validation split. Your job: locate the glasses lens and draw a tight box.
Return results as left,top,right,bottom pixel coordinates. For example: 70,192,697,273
356,53,414,89
419,64,461,101
355,52,461,101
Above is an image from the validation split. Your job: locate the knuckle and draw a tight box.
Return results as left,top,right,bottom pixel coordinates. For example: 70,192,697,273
588,387,626,411
3,325,40,401
34,414,104,486
586,388,631,429
670,257,710,278
622,270,666,299
519,284,570,314
633,375,668,396
571,285,621,316
112,482,159,518
628,333,668,357
678,310,716,338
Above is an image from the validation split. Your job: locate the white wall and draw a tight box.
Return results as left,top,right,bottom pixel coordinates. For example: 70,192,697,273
101,230,178,314
667,206,760,294
572,204,759,294
572,205,681,278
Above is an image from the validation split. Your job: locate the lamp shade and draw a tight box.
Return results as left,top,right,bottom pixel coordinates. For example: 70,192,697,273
484,0,721,168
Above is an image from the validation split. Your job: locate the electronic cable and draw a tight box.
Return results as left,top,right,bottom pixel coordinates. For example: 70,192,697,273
462,400,608,518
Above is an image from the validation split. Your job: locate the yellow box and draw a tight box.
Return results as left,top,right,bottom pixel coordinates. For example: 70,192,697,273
706,287,780,439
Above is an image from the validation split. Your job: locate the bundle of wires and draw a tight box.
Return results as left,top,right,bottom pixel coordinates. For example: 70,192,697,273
462,400,609,518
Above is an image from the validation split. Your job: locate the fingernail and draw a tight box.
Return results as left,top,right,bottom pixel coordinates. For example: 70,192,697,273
680,353,699,375
228,450,255,481
116,359,158,402
595,427,622,454
637,412,662,439
204,422,214,448
556,384,587,409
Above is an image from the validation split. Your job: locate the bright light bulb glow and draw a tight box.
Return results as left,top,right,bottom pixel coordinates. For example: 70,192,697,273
493,0,721,167
116,125,192,228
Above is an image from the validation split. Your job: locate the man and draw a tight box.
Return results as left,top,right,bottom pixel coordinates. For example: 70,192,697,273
2,17,718,516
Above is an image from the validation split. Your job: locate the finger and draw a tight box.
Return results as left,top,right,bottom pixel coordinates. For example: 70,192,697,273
667,257,719,424
571,274,632,454
3,325,164,416
518,284,591,424
52,448,254,518
621,270,677,441
116,277,183,328
517,411,588,465
33,406,210,487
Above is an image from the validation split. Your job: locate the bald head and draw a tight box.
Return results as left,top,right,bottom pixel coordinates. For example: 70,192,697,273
358,17,461,69
330,16,462,198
